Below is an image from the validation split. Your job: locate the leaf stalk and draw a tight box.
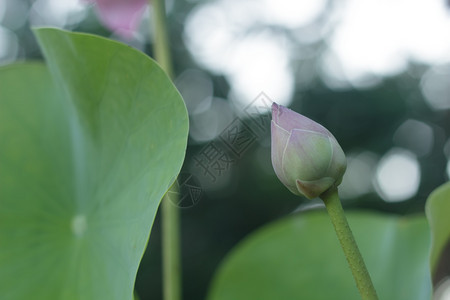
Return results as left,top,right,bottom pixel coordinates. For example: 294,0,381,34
320,188,378,300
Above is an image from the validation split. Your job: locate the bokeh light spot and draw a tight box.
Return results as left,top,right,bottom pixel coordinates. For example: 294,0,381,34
434,277,450,300
0,1,5,23
421,64,450,111
227,32,294,107
175,69,213,115
340,151,378,199
0,26,18,65
446,160,450,180
374,148,421,202
262,0,327,29
184,0,296,106
184,1,238,73
30,0,87,28
189,97,234,143
321,0,450,89
393,119,434,157
0,0,29,30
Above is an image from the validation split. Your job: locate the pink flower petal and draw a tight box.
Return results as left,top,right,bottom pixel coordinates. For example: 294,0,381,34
90,0,148,39
272,103,329,136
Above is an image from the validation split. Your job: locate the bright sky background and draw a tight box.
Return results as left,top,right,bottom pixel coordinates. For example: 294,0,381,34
184,0,450,106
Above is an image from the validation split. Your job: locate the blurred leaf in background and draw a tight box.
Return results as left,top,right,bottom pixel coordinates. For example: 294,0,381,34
207,211,431,300
426,182,450,286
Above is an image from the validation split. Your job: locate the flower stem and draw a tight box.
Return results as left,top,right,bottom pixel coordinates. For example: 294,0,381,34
161,189,181,300
151,0,173,78
150,1,181,300
320,189,378,300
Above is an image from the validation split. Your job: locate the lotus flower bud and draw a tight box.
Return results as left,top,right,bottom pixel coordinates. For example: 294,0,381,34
271,103,347,199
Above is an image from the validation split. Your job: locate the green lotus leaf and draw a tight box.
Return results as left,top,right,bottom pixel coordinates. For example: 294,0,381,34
0,28,188,300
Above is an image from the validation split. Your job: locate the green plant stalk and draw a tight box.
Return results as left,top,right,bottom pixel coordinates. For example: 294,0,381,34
151,0,181,300
320,188,378,300
161,186,181,300
152,0,173,78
